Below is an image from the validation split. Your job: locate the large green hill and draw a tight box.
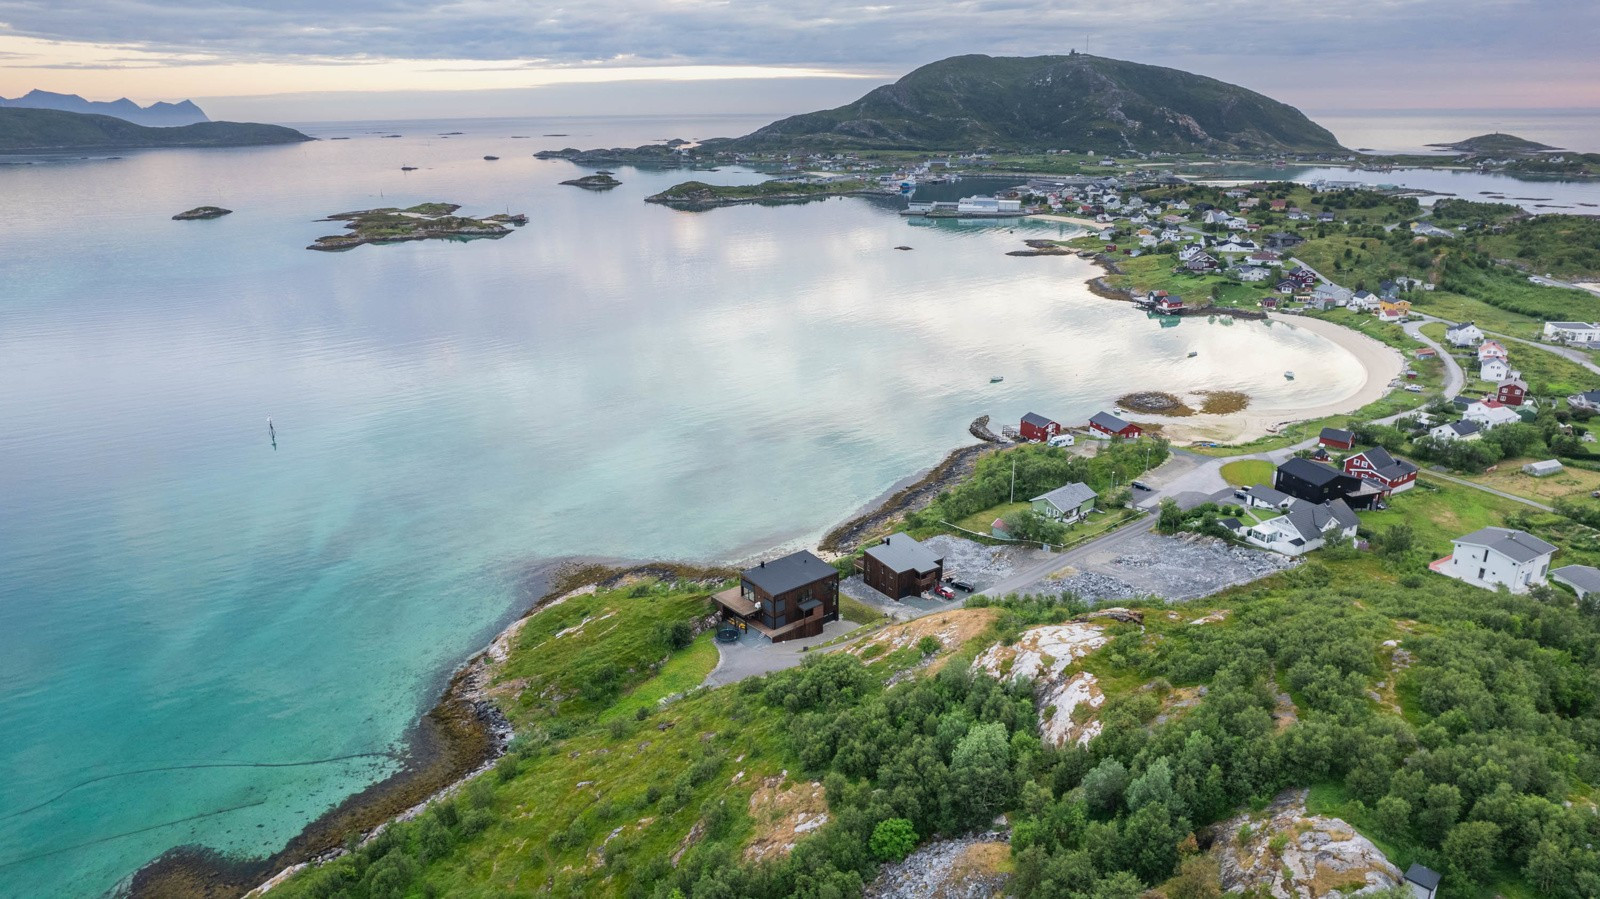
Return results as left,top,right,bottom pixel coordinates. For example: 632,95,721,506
0,107,312,152
718,54,1346,154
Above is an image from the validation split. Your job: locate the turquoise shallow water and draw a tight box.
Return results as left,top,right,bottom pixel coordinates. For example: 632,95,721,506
0,116,1368,896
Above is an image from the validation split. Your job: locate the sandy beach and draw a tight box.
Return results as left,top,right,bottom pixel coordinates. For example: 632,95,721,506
1152,313,1406,444
1029,212,1101,228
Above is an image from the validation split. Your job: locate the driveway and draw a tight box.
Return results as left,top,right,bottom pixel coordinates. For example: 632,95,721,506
701,617,865,687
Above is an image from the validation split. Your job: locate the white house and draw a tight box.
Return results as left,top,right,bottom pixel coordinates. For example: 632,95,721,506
1312,284,1353,307
1462,399,1521,429
1552,565,1600,599
1543,321,1600,345
1480,358,1516,382
1235,265,1273,282
1243,498,1359,557
1444,322,1484,347
1478,340,1508,363
1568,390,1600,412
1429,420,1482,443
1404,864,1442,899
1348,290,1381,311
1433,526,1556,594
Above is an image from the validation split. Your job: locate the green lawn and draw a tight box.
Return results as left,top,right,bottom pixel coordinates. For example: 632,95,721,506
1220,459,1274,487
1357,476,1537,558
597,632,721,723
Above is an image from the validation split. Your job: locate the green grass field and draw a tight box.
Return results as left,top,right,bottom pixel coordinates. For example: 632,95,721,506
1220,459,1274,487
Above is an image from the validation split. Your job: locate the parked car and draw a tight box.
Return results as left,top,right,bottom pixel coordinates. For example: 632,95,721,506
932,585,955,600
1131,480,1153,491
1404,385,1423,393
949,579,975,592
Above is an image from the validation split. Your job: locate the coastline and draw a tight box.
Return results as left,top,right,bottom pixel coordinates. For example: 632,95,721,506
134,223,1407,899
1150,313,1405,444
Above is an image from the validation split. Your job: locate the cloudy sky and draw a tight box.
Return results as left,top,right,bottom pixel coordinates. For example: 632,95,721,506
0,0,1594,121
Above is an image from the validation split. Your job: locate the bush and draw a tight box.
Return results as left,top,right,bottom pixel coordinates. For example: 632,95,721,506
870,818,918,861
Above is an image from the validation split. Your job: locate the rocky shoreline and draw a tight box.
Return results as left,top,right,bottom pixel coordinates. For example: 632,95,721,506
644,188,890,209
819,441,995,554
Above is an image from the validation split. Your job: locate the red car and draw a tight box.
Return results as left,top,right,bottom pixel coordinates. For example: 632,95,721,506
932,585,956,600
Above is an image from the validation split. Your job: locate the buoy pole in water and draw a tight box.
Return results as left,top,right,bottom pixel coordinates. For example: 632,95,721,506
268,417,277,450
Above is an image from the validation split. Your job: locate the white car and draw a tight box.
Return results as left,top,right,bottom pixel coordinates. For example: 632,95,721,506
1404,385,1424,393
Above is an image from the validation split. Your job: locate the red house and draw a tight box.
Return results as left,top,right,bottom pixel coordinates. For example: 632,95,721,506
1088,411,1143,440
1155,295,1185,314
1497,378,1528,406
1344,447,1418,495
1020,412,1062,442
1318,427,1356,450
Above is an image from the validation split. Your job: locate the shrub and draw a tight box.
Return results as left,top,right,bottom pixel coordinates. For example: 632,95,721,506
870,818,918,861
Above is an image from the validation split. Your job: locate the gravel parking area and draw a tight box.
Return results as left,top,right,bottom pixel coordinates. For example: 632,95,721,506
1041,532,1295,602
921,534,1043,590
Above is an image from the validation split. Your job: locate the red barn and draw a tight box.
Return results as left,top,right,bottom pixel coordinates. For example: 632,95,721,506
1318,427,1356,450
1020,412,1062,442
1088,411,1143,440
1497,378,1528,406
1155,295,1185,314
1344,447,1418,495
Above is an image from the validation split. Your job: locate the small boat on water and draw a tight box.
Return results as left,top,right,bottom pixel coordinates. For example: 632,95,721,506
990,376,1004,383
400,165,418,171
596,170,615,175
1284,371,1295,380
483,155,499,161
1187,351,1198,358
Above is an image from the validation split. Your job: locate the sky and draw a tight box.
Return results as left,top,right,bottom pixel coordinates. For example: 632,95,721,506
0,0,1595,122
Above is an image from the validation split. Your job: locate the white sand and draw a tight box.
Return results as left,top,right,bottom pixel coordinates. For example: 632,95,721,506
1156,313,1407,444
1028,213,1101,229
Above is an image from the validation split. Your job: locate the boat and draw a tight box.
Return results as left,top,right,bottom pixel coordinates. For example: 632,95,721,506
400,165,418,171
1284,371,1295,380
483,155,499,161
990,376,1004,383
1187,351,1198,358
596,170,614,175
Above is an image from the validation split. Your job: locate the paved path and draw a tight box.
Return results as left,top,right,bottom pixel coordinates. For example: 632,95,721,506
1531,275,1600,297
1419,470,1555,512
702,617,865,687
1487,330,1600,378
1402,316,1464,399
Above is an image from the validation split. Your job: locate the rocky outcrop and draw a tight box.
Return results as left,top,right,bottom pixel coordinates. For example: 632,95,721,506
866,831,1011,898
560,174,621,189
1209,789,1402,898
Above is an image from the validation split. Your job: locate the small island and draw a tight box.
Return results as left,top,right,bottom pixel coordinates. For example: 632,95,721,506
644,178,886,209
1427,133,1559,155
172,206,232,221
559,173,621,190
306,202,524,252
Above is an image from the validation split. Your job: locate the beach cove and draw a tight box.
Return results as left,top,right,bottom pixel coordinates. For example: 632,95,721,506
1,116,1412,897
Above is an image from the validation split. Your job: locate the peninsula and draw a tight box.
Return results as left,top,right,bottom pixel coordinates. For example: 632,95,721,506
0,107,311,152
306,203,525,251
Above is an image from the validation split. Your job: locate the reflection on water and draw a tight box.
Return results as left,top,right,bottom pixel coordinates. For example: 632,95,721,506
0,116,1364,896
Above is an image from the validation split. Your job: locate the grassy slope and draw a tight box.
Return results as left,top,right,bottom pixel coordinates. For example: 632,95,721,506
267,458,1600,898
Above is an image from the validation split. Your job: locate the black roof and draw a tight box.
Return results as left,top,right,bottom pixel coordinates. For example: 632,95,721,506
1404,863,1441,890
1021,411,1055,428
1279,456,1349,487
1320,426,1354,442
742,550,836,596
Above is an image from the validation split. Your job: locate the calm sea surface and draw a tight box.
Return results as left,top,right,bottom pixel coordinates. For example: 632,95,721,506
0,112,1567,895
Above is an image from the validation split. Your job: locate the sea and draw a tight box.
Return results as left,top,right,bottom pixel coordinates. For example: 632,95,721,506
0,109,1593,897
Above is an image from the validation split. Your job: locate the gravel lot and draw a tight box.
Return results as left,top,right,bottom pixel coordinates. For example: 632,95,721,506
922,534,1045,590
1041,531,1295,602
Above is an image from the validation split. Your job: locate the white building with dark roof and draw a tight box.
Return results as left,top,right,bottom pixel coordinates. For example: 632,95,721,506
1552,565,1600,599
1433,527,1557,594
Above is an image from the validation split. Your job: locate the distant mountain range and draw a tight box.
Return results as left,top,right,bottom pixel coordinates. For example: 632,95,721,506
0,89,210,126
715,53,1346,155
0,108,312,152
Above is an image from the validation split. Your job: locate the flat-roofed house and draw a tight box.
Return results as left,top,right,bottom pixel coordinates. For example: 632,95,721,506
713,550,839,642
860,533,943,600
